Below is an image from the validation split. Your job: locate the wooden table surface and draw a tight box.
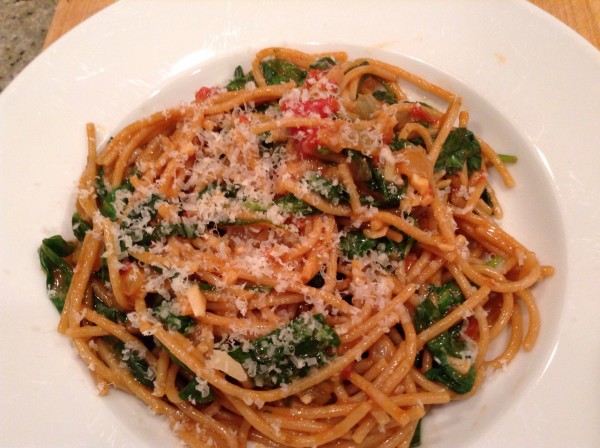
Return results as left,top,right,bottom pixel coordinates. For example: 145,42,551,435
44,0,600,51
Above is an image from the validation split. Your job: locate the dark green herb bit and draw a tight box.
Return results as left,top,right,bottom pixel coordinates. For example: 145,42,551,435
389,133,426,151
307,273,325,289
179,377,215,404
372,82,397,104
105,336,155,387
119,194,162,248
366,159,404,207
155,222,202,240
226,65,254,91
414,281,475,394
261,58,307,85
96,167,136,220
258,131,279,156
344,60,369,74
481,188,494,208
198,281,217,292
93,296,128,324
485,255,504,268
243,201,268,212
97,256,110,283
158,310,197,335
199,182,240,199
389,136,412,151
346,148,404,207
309,56,336,70
434,128,481,174
340,230,412,261
339,231,377,258
274,193,320,216
157,344,215,404
228,314,340,387
147,293,197,335
306,173,349,205
218,218,273,227
410,419,422,447
244,284,273,293
72,213,92,242
403,100,434,109
498,153,518,164
38,235,75,312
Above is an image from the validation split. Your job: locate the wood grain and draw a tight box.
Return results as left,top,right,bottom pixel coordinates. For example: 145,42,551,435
43,0,116,48
44,0,600,50
530,0,600,49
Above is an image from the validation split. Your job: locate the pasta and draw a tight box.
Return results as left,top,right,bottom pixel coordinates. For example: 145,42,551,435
39,47,553,447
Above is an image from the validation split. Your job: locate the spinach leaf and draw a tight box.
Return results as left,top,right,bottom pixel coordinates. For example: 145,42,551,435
434,128,481,174
481,188,494,208
305,173,349,205
228,313,340,387
146,293,198,335
42,235,75,257
96,168,136,220
410,419,422,447
344,60,369,74
178,377,215,404
372,82,397,104
274,193,321,216
155,222,202,240
157,344,215,404
366,159,404,207
309,56,336,70
226,65,254,91
414,281,475,394
93,296,128,324
104,336,155,387
258,131,280,156
97,256,110,283
339,231,377,258
154,307,197,335
199,182,240,199
389,137,412,151
72,213,92,242
307,272,325,289
244,284,273,293
161,312,196,335
38,236,75,312
340,230,412,261
346,149,404,207
261,58,307,85
119,194,162,248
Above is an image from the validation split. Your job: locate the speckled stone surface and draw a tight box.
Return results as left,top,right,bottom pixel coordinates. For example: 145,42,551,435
0,0,57,92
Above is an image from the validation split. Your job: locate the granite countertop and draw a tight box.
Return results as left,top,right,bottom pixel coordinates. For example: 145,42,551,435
0,0,57,93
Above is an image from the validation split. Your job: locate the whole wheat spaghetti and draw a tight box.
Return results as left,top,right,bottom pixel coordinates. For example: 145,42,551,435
39,48,552,447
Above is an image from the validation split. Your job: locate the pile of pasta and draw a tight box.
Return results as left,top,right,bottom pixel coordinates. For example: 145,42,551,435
40,48,553,447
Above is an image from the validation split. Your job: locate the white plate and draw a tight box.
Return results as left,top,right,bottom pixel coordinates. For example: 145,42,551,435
1,1,599,446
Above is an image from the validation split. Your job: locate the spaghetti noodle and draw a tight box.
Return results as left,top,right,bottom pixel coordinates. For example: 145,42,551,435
39,48,553,447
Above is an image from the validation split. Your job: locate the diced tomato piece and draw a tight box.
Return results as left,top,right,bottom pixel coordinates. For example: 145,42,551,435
340,362,355,381
282,96,339,157
289,127,319,156
119,260,132,273
194,86,214,102
409,103,438,126
464,316,479,340
304,69,326,89
281,97,339,118
237,114,251,124
471,170,488,185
